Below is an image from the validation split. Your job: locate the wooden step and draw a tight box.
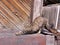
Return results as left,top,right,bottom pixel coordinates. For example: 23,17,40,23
0,34,46,45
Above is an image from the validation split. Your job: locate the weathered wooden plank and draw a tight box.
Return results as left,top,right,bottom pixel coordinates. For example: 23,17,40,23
32,0,43,21
2,0,23,21
15,0,30,14
0,34,46,45
43,5,60,29
0,2,22,24
22,0,32,7
0,0,32,32
46,35,55,45
0,5,21,30
19,0,31,11
7,0,31,21
58,9,60,29
0,11,19,30
8,0,29,17
1,0,26,21
0,1,30,31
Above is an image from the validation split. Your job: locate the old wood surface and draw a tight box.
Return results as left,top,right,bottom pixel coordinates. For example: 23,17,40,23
43,4,60,29
0,34,46,45
32,0,43,21
0,0,32,32
0,0,43,33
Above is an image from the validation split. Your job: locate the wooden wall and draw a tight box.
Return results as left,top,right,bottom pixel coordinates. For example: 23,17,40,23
43,4,60,29
0,0,32,32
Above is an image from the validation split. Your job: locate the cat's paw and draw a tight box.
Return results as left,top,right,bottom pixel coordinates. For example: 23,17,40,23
15,31,23,36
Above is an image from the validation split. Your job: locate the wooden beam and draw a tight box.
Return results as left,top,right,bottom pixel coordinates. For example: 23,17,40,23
55,6,60,29
32,0,43,21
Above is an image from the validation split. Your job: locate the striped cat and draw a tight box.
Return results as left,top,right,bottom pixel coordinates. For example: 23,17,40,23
15,16,58,36
16,16,48,35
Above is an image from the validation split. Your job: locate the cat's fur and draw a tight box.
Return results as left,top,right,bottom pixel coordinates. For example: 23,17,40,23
16,16,48,35
16,16,60,36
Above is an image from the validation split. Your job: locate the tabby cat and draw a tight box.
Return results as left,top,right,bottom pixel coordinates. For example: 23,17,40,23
32,16,59,36
15,16,58,36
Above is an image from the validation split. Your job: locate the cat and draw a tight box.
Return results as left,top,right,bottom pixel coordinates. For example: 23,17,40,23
16,16,49,35
16,16,60,36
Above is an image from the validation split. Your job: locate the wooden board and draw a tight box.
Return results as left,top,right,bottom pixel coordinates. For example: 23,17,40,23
0,0,32,32
0,34,46,45
43,5,60,29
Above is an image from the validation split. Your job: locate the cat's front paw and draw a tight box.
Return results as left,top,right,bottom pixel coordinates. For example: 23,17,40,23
15,31,23,36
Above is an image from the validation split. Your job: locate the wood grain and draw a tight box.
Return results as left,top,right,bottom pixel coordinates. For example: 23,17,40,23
0,0,32,32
